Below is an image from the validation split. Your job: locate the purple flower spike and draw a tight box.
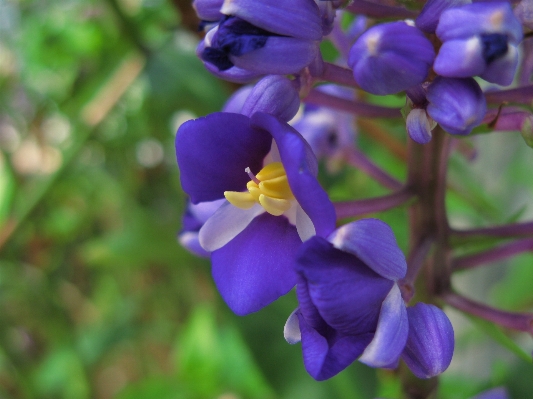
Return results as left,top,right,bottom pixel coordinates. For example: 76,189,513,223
426,77,486,136
434,2,523,86
176,112,335,315
401,303,454,379
241,75,300,122
348,22,435,95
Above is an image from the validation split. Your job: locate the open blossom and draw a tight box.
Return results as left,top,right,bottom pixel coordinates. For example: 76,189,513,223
175,112,335,315
284,219,454,380
433,1,523,86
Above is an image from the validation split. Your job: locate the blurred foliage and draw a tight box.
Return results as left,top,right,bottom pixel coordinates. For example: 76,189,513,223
0,0,532,398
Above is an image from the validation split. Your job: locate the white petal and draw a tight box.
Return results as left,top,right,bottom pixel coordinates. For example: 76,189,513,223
284,309,301,344
199,201,265,251
296,205,315,242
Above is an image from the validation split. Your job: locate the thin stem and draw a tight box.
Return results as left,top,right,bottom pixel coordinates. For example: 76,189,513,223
318,62,360,88
399,237,434,303
304,89,402,119
451,221,533,238
443,291,533,334
346,0,418,19
485,84,533,104
358,119,408,161
344,147,404,190
452,238,533,271
333,187,413,220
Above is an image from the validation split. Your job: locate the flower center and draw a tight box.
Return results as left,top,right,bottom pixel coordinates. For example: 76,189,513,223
224,162,295,216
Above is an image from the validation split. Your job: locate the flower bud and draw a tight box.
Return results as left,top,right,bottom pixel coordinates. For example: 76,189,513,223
407,109,436,144
426,77,486,136
415,0,471,34
348,22,435,95
401,303,454,379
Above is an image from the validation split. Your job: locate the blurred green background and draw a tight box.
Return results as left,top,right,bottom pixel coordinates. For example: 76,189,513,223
0,1,532,398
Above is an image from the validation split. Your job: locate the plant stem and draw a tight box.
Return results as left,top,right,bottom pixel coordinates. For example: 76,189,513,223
333,187,413,220
344,147,404,190
318,62,360,88
451,221,533,238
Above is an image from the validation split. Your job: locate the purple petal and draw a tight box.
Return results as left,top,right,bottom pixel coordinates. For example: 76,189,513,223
433,39,485,78
193,0,224,21
232,37,319,75
407,109,434,144
436,2,523,44
220,0,323,41
416,0,471,34
426,77,486,136
297,312,373,381
328,219,407,281
359,284,409,367
251,113,336,238
296,236,393,336
479,45,519,86
175,112,272,203
284,309,301,344
402,303,454,379
211,213,300,315
222,85,253,113
348,22,435,95
241,75,300,122
178,231,211,258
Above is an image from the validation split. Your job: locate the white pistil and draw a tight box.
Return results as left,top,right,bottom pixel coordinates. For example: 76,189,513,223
245,167,261,184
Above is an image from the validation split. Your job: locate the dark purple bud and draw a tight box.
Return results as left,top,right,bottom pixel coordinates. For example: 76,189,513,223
426,77,486,136
241,75,300,121
348,22,435,95
402,303,454,379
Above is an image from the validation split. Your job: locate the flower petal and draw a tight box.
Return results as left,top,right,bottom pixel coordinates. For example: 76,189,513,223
298,312,373,381
251,112,336,238
211,212,300,315
220,0,322,41
231,37,319,75
328,219,407,281
296,204,315,242
296,236,394,336
284,309,301,344
175,112,272,203
199,201,265,251
402,303,455,379
359,284,408,367
471,387,509,399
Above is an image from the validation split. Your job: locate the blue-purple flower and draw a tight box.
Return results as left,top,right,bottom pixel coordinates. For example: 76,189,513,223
198,0,323,79
426,77,487,136
284,219,454,380
175,112,335,315
434,2,523,86
348,21,435,95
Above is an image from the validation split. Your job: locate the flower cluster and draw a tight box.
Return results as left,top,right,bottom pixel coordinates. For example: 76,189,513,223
175,0,532,389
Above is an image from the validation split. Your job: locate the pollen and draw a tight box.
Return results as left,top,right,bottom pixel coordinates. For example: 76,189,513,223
224,162,295,216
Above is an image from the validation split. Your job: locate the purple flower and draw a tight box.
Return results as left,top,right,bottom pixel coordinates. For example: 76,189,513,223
434,2,523,86
348,21,435,95
470,387,509,399
426,77,487,136
415,0,471,34
175,112,335,315
193,0,224,22
199,0,322,77
284,219,454,380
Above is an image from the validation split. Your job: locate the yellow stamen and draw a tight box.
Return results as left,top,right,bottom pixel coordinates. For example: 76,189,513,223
225,162,295,216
